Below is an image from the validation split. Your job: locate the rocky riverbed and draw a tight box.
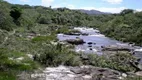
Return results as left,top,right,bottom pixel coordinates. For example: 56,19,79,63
18,65,129,80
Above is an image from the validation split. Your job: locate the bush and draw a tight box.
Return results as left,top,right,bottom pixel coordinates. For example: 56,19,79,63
34,44,82,67
31,35,58,42
56,26,69,34
38,15,52,24
87,53,137,72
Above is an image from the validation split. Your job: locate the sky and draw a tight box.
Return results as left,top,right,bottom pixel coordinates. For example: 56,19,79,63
4,0,142,13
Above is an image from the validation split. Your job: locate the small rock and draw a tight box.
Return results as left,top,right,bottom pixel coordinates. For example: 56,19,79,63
118,77,123,80
88,42,93,45
16,57,24,61
70,68,82,74
90,48,92,50
82,75,92,79
88,45,92,47
138,64,142,70
122,73,127,78
136,71,142,76
67,74,75,78
27,54,33,59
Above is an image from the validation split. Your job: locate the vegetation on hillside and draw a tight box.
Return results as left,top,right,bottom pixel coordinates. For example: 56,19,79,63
100,9,142,46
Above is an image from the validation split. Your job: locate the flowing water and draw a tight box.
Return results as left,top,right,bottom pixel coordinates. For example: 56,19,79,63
57,27,132,54
58,27,142,62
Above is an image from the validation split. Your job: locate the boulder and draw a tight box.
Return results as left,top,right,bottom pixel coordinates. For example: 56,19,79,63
88,45,92,47
88,42,93,45
82,33,89,36
64,30,88,36
102,45,131,51
90,48,93,50
66,38,85,45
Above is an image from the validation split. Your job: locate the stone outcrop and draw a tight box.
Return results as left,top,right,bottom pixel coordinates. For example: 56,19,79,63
66,38,85,45
102,45,132,51
65,32,88,36
18,66,127,80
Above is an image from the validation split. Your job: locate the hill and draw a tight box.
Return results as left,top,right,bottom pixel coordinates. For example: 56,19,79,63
78,9,111,15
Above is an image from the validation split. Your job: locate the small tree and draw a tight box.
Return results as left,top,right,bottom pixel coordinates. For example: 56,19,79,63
10,6,22,24
120,9,134,15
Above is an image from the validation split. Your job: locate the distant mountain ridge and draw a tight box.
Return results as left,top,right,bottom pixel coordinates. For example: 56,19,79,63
78,9,111,15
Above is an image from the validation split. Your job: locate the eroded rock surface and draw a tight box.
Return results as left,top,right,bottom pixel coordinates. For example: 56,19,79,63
102,45,132,51
18,66,125,80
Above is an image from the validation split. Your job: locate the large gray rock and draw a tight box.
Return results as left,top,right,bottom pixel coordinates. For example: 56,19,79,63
66,38,85,45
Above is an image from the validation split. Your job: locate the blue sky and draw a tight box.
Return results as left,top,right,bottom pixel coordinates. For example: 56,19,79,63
4,0,142,13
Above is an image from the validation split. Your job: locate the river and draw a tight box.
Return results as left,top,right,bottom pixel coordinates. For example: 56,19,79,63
57,27,142,62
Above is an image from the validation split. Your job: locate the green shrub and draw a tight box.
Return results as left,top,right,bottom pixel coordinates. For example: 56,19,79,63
87,53,137,72
31,35,58,42
56,27,81,35
10,6,22,23
34,44,82,67
56,27,70,34
0,72,16,80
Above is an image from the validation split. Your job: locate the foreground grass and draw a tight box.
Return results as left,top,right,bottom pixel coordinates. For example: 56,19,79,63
0,72,16,80
0,48,40,80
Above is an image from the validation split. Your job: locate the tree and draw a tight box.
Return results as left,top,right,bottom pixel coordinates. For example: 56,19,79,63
120,9,134,15
10,6,22,24
0,1,15,31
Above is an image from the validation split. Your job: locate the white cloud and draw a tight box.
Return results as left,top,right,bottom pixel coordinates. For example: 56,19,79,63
20,0,29,2
80,7,126,13
52,4,126,13
67,5,75,9
103,0,123,4
42,0,54,7
52,4,76,9
136,9,142,12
